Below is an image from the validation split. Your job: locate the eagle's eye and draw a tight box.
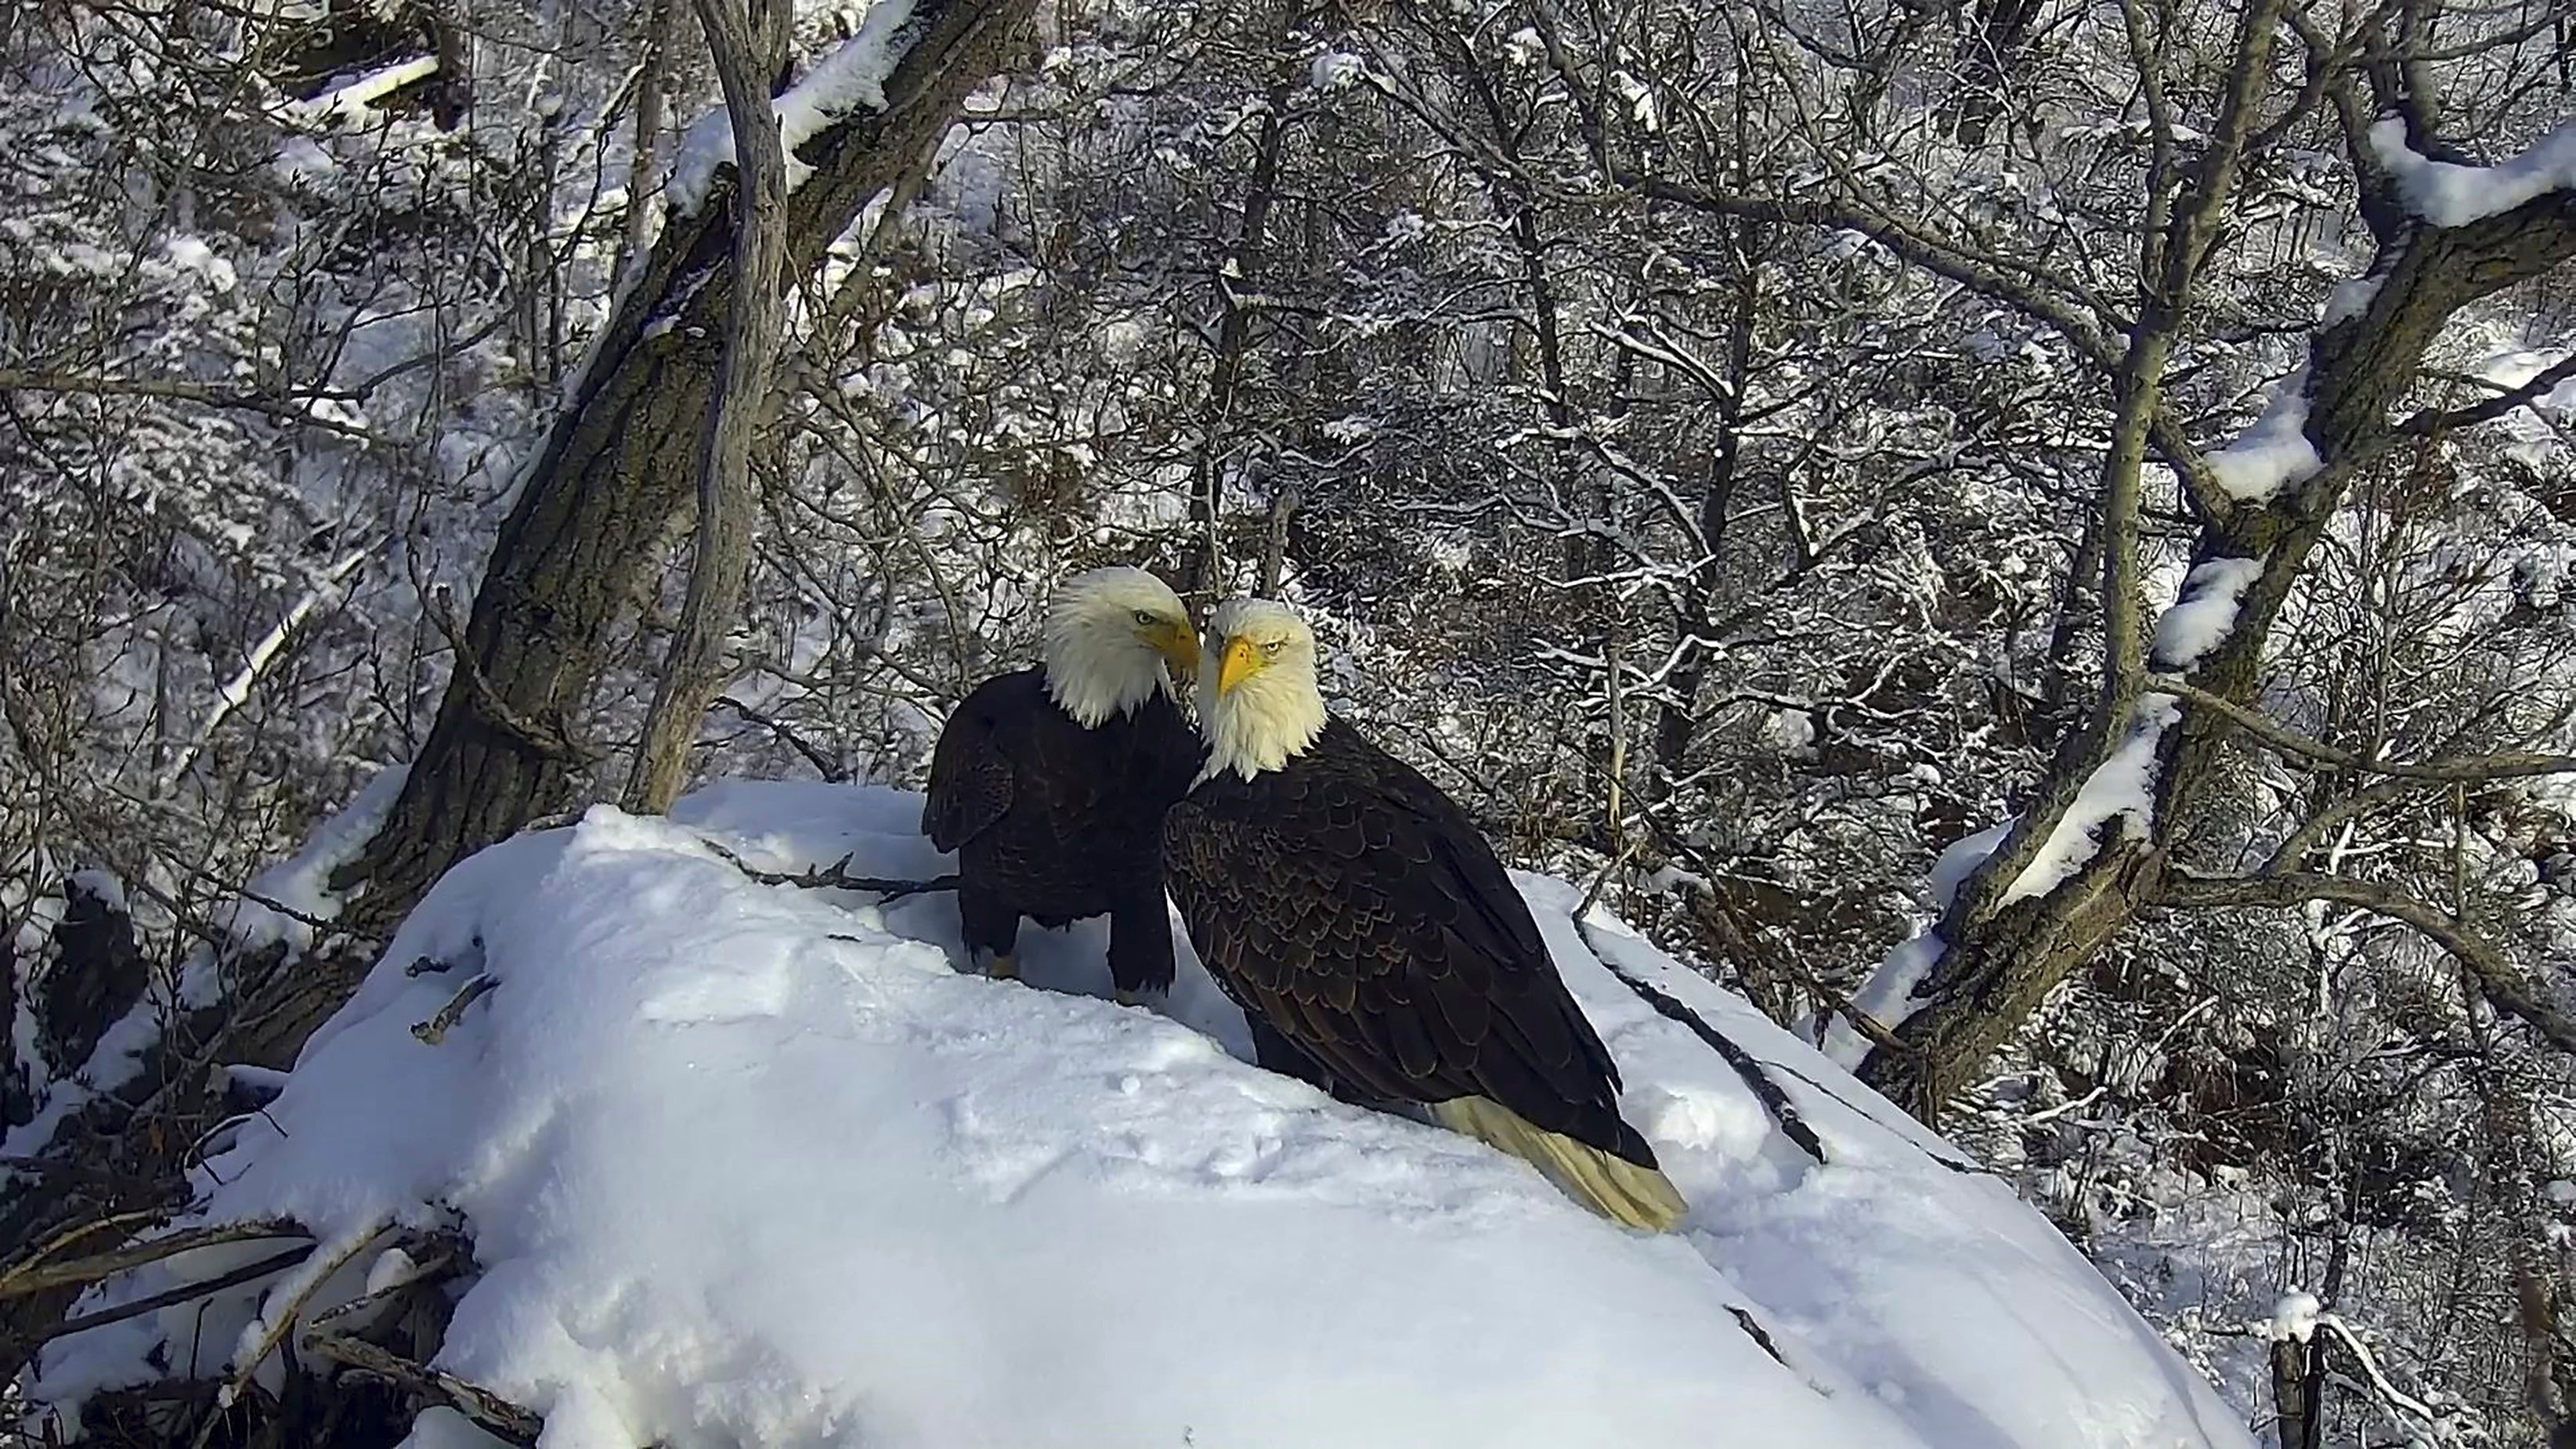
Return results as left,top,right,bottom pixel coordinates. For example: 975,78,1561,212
1261,639,1285,656
1133,609,1158,626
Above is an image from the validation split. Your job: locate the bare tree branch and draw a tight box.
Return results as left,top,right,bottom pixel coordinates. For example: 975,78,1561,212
300,1330,544,1446
0,369,388,443
2165,870,2576,1056
2399,351,2576,436
2150,675,2576,780
2,1220,310,1301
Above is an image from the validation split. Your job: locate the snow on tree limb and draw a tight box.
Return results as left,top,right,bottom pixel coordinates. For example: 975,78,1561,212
2368,117,2576,229
665,0,923,217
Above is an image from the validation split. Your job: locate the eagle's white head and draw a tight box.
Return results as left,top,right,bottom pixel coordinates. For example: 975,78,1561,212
1196,598,1328,782
1042,566,1201,728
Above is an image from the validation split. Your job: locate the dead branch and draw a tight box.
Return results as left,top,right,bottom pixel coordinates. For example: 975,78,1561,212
2313,1313,2443,1432
299,1330,544,1447
717,696,850,782
2,1220,310,1300
0,368,390,445
698,837,959,898
6,1209,163,1284
2399,352,2576,436
302,1236,461,1335
206,1218,391,1423
410,974,499,1046
2165,870,2576,1056
45,1244,316,1343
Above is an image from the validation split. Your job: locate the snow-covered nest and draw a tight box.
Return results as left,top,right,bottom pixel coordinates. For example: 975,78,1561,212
31,782,2253,1449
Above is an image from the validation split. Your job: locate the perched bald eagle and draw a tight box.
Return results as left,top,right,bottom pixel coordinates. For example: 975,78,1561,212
923,567,1205,1003
1163,600,1689,1231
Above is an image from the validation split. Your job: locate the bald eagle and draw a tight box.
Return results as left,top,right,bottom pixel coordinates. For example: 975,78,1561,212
1162,600,1689,1232
923,567,1205,1003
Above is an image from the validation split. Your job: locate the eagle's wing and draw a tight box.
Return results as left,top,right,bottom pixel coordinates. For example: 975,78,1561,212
1166,746,1645,1165
922,692,1014,851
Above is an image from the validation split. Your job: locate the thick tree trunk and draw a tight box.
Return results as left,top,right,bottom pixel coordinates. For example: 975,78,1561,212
334,0,1035,931
1859,190,2576,1118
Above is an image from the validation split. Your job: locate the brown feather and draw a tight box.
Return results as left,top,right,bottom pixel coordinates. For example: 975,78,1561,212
1165,718,1678,1205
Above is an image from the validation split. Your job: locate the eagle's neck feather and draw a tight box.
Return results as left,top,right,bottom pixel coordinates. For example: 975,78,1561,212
1043,626,1170,730
1197,674,1327,784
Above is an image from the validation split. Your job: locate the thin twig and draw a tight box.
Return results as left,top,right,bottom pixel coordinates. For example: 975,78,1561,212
0,368,390,444
2148,674,2576,781
2166,869,2576,1056
1573,837,1642,924
45,1245,316,1344
716,696,849,781
1751,1059,1994,1176
5,1209,164,1283
411,974,498,1046
301,1239,458,1334
698,837,958,898
2398,352,2576,436
422,591,597,763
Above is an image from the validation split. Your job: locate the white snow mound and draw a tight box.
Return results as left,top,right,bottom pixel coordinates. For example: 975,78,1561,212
31,781,2253,1449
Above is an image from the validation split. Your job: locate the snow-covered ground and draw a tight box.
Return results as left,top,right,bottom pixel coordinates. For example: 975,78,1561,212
29,781,2256,1449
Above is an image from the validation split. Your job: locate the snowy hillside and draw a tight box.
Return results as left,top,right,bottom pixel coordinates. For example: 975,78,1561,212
31,782,2253,1449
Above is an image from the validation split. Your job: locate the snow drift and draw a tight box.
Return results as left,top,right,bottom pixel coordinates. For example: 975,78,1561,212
29,781,2254,1449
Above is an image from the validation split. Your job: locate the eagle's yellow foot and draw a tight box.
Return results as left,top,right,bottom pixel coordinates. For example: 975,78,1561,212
987,953,1020,982
1115,988,1141,1008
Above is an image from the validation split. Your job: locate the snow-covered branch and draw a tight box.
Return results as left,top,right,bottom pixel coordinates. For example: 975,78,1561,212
158,549,370,797
2368,117,2576,229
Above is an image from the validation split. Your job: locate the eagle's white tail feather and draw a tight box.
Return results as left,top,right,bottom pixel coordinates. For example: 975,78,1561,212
1433,1097,1689,1233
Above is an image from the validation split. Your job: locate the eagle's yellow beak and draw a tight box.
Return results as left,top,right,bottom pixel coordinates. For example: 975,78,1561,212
1216,634,1263,698
1144,619,1201,678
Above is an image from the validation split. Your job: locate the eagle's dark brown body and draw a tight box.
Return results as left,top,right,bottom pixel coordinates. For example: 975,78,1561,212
923,668,1204,996
1163,717,1660,1173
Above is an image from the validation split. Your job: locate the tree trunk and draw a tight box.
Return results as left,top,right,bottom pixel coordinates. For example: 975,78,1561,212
624,0,793,814
2268,1330,2327,1449
334,0,1035,932
1181,31,1301,600
1650,220,1760,797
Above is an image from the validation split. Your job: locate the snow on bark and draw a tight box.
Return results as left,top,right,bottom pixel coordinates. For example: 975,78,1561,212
1841,545,2270,1041
2367,117,2576,229
2150,557,2266,671
1821,823,2006,1066
667,0,921,219
1999,694,2183,905
2206,370,2323,502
